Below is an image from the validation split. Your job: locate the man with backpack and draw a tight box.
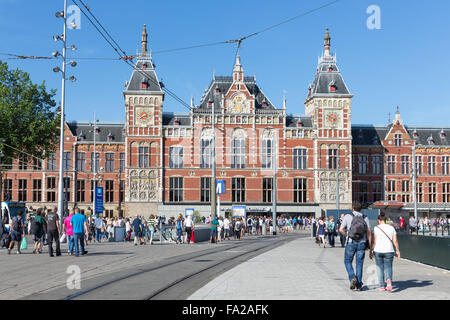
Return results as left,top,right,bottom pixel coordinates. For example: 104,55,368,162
339,201,371,291
31,210,46,254
8,210,26,254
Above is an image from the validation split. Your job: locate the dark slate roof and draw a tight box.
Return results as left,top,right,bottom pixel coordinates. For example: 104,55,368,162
352,125,450,147
196,76,276,110
406,127,450,146
308,55,350,97
67,122,125,143
351,125,388,146
162,113,192,126
286,115,313,128
124,56,162,92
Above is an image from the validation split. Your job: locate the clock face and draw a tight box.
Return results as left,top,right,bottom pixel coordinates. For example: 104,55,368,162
230,94,248,114
135,106,154,126
328,113,338,124
139,112,149,121
324,110,342,128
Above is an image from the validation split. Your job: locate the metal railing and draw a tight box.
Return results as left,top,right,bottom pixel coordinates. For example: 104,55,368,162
403,223,450,237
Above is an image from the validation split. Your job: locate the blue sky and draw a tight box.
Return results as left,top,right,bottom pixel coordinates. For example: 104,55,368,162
1,0,449,126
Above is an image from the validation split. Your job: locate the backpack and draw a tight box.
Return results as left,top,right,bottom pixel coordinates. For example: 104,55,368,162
12,217,21,232
31,218,41,235
348,213,367,241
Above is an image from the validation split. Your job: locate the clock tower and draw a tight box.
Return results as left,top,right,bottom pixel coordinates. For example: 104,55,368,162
123,25,165,216
304,29,354,211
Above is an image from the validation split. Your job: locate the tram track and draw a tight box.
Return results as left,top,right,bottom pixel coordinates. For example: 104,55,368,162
62,233,304,300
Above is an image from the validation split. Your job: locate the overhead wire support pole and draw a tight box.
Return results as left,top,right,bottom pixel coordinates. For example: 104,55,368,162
57,0,68,221
211,102,217,220
272,137,277,236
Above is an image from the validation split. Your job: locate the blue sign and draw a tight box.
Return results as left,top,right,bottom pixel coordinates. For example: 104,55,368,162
95,187,103,213
232,206,246,219
185,208,194,218
216,180,226,194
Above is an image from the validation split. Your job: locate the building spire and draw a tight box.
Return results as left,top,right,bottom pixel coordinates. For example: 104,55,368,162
283,90,287,110
141,24,148,57
324,28,331,57
233,53,244,82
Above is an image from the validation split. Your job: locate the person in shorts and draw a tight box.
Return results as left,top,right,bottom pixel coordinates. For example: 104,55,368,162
8,210,26,255
31,210,47,254
210,216,219,244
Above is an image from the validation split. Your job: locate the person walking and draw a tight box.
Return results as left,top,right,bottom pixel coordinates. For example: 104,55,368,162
124,218,132,242
326,216,336,247
210,215,219,244
339,201,371,291
235,218,242,240
399,216,406,232
336,213,346,247
370,213,400,292
132,216,143,246
176,214,183,244
94,215,104,243
184,215,195,244
8,210,26,255
148,214,157,245
63,208,75,255
45,207,61,257
316,217,327,248
223,216,230,240
70,208,89,257
31,210,46,254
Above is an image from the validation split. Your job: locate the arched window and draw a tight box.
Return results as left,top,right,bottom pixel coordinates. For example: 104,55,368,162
232,129,246,169
261,130,274,169
200,129,213,168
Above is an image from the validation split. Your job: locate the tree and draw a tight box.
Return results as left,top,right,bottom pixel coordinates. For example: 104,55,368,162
0,60,60,165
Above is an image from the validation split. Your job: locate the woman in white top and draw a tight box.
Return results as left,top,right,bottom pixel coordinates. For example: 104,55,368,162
369,214,401,292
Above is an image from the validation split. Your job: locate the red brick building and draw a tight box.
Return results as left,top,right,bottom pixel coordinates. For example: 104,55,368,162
2,27,448,219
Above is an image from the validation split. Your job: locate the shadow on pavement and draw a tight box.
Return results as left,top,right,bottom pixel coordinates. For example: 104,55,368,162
393,279,433,293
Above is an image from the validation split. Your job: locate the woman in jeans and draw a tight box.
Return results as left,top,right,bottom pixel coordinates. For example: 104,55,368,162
175,214,183,244
370,214,401,292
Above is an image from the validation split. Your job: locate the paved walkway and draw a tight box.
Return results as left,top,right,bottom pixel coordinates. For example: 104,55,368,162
189,237,450,300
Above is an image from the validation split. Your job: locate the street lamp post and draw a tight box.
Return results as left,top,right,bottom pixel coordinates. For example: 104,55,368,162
210,101,217,220
412,141,418,221
90,113,99,217
272,137,277,235
54,0,77,221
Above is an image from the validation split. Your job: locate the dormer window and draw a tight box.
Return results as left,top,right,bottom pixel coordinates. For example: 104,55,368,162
174,121,180,126
107,132,114,142
297,121,303,128
141,82,148,89
329,80,336,93
328,65,333,72
440,129,446,138
427,135,434,145
78,130,86,141
142,64,147,70
413,130,418,138
208,99,213,108
262,99,268,107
